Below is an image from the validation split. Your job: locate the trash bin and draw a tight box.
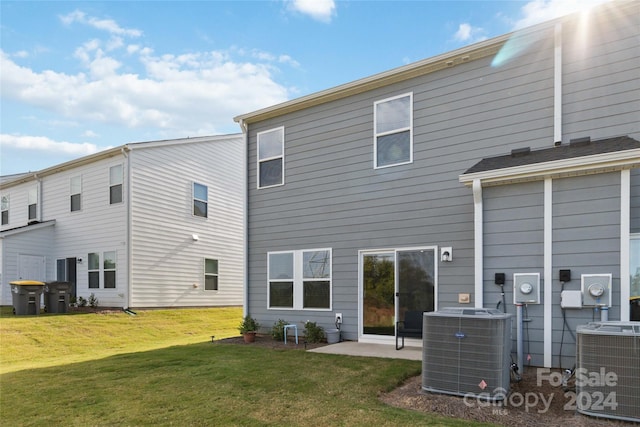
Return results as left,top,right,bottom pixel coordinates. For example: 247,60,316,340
44,281,72,314
10,281,45,315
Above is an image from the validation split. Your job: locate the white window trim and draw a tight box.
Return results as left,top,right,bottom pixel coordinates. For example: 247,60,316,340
257,126,285,189
28,187,38,221
88,251,117,289
109,164,124,205
1,194,9,225
267,248,332,311
373,92,413,169
204,258,219,291
192,182,208,219
70,175,82,212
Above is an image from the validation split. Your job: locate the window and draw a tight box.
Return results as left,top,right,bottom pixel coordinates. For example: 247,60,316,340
88,253,100,289
374,93,413,168
70,176,82,212
257,127,284,188
1,195,8,225
56,259,66,282
104,251,116,289
268,249,332,310
193,183,208,218
109,165,123,204
204,259,219,290
28,187,37,221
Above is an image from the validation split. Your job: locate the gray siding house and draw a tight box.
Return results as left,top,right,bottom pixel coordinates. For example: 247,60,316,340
1,134,244,309
235,1,639,369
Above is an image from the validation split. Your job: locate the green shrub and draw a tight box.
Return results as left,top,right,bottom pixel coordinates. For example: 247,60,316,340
238,315,260,334
271,319,289,341
88,293,99,308
304,321,324,343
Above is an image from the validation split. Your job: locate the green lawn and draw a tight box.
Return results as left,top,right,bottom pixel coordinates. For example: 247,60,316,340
0,307,488,426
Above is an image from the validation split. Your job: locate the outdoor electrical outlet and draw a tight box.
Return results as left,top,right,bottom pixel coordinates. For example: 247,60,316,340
335,313,343,324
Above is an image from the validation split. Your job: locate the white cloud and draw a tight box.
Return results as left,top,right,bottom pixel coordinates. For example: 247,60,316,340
0,134,105,157
0,39,291,136
511,0,611,30
59,10,142,37
82,130,99,138
287,0,336,23
453,23,487,44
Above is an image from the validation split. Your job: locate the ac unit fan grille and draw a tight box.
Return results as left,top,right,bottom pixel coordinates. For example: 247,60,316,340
422,309,511,400
576,323,640,423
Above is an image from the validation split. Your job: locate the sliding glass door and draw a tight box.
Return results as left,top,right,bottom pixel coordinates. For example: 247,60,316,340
360,247,436,339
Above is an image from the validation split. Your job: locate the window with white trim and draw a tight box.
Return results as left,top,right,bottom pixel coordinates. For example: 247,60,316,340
109,165,123,204
1,195,8,225
204,259,219,290
257,127,284,188
88,253,100,289
70,176,82,212
104,251,116,289
374,93,413,168
193,182,208,218
28,187,37,221
268,248,332,310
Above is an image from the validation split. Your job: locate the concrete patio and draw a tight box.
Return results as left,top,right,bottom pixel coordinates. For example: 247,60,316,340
309,341,422,360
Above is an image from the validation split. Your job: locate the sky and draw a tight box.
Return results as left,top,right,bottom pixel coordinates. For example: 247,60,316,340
0,0,611,176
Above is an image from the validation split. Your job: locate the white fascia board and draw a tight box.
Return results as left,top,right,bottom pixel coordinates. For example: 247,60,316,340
0,220,56,238
459,149,640,187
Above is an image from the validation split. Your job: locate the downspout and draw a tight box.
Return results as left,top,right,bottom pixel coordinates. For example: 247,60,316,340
554,23,562,145
544,22,562,367
238,119,249,317
122,147,132,309
543,178,553,367
473,179,483,308
620,169,630,321
34,173,42,222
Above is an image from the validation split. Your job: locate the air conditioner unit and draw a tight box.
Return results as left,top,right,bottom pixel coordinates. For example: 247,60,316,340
422,308,512,400
576,322,640,422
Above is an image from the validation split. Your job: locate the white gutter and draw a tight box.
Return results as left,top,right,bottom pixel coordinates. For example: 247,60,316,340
473,179,483,308
460,149,640,186
238,119,249,317
554,23,562,144
122,147,132,310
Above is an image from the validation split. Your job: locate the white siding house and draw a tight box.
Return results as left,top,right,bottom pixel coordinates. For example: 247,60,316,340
0,134,244,309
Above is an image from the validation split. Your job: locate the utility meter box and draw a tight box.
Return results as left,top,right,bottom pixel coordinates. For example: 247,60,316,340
513,273,540,304
581,274,611,307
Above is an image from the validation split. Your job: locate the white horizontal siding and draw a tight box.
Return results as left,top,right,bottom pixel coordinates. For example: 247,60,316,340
129,136,244,308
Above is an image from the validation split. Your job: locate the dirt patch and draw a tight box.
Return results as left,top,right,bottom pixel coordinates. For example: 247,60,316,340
380,370,633,427
214,333,329,350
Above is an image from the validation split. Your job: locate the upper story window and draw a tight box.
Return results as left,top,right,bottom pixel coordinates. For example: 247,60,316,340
257,127,284,189
28,187,37,221
374,93,413,168
109,165,123,205
193,182,208,218
70,176,82,212
204,258,219,291
1,195,9,225
268,248,332,310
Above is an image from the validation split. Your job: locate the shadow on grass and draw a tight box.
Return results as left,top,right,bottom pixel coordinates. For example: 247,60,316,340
0,341,476,427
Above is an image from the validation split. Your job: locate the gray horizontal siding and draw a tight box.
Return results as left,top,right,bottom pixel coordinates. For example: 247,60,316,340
245,3,638,345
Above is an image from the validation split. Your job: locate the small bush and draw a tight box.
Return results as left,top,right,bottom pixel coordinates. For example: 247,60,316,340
88,293,99,308
77,296,87,307
304,321,325,343
271,319,289,341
